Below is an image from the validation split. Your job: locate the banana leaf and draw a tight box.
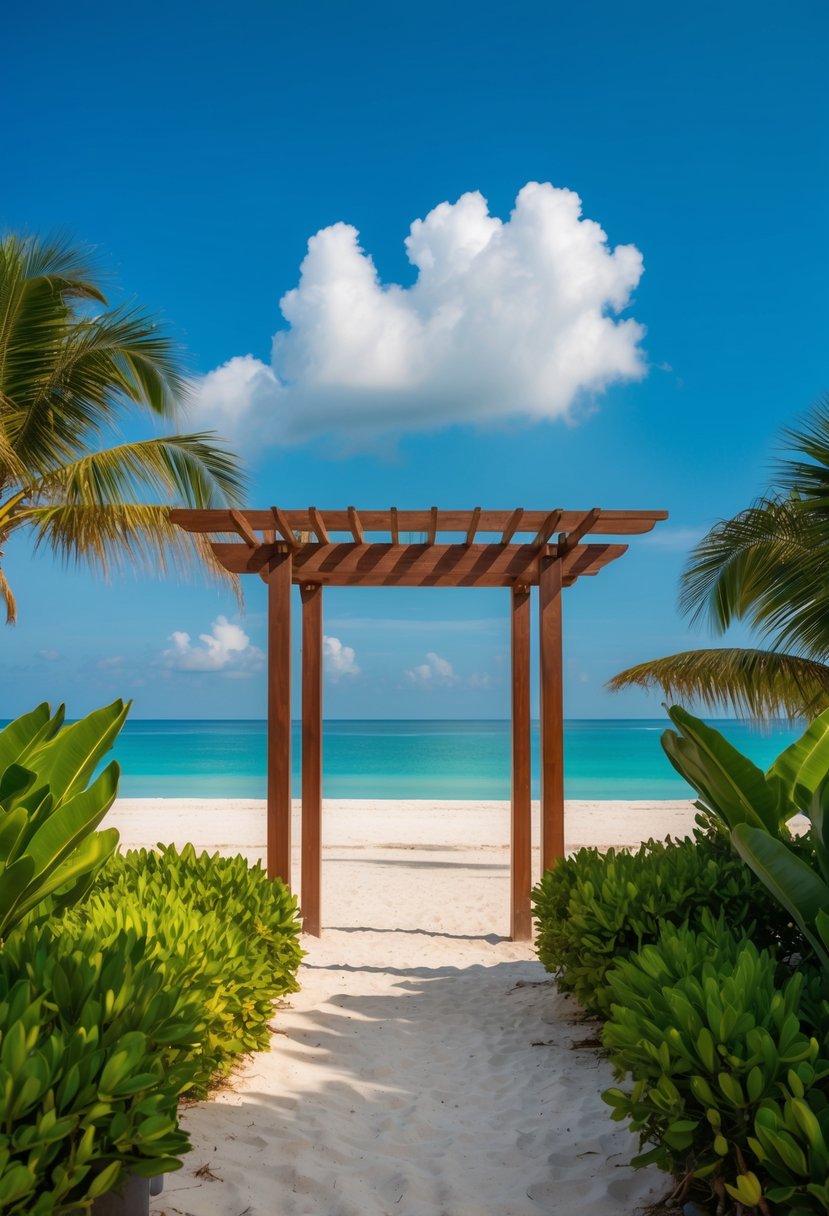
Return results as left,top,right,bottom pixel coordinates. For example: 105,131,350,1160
766,705,829,815
25,700,129,802
731,824,829,968
662,706,781,833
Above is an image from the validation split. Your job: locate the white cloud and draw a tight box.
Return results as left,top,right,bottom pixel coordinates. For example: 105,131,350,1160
195,182,645,448
163,616,264,674
38,649,62,661
406,651,458,686
323,635,359,680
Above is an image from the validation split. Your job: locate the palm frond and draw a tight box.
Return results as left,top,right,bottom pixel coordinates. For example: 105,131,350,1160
32,434,245,510
22,502,241,600
0,563,16,625
608,648,829,720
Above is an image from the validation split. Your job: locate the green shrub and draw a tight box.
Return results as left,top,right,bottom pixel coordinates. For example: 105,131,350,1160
531,830,796,1015
57,844,304,1093
0,701,129,938
603,917,829,1213
0,923,200,1215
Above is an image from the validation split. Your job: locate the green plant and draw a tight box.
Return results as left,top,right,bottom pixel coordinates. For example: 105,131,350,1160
0,233,244,624
660,703,829,976
0,923,200,1214
602,917,829,1212
661,703,829,837
0,700,130,939
531,830,795,1015
610,396,829,720
58,844,304,1093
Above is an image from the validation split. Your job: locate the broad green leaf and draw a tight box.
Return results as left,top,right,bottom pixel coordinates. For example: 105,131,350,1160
25,699,129,802
0,855,36,936
25,761,119,880
0,704,51,771
732,824,829,966
10,829,119,924
663,706,780,832
767,705,829,812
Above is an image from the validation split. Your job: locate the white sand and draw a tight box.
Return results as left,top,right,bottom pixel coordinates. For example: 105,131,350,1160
104,799,692,1216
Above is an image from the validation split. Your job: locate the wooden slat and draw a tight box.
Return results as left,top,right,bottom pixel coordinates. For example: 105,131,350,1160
531,509,562,549
210,540,628,586
539,556,564,874
271,506,298,549
229,508,258,548
348,506,364,544
301,584,323,937
267,554,293,885
426,506,438,545
390,507,399,544
501,508,524,544
466,506,481,546
510,586,532,942
171,507,668,537
309,507,330,545
558,507,601,554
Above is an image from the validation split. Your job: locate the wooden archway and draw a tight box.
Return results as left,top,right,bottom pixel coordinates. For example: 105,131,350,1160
171,507,667,939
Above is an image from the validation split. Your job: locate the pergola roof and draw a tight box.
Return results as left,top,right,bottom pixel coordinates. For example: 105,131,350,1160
170,506,668,588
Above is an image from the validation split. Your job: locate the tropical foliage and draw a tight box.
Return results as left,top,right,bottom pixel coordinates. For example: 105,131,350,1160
57,843,304,1093
0,233,244,622
610,398,829,718
0,700,127,939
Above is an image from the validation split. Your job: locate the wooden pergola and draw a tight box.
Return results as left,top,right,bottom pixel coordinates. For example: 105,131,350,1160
171,506,667,939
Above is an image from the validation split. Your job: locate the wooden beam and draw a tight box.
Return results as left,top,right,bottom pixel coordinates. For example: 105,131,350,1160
172,507,669,538
267,553,293,886
510,585,532,942
539,556,564,874
348,505,364,544
426,506,438,545
309,507,330,545
210,540,628,586
500,508,524,544
301,584,323,937
558,507,601,554
531,509,562,549
465,506,481,546
390,506,399,544
271,507,298,549
229,508,258,548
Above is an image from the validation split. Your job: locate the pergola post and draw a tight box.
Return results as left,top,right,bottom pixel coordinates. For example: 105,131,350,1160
267,553,292,884
510,585,532,941
539,555,565,873
301,583,323,936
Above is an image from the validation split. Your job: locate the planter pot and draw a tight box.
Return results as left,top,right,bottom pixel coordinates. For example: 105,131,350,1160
87,1173,164,1216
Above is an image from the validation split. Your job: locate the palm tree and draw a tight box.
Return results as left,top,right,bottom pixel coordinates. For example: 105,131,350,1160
0,234,244,623
609,398,829,719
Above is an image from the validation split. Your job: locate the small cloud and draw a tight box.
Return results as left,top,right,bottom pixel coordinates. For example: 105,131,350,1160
163,616,264,674
38,649,62,661
468,672,491,688
640,526,705,553
406,651,458,687
96,655,124,669
323,635,359,680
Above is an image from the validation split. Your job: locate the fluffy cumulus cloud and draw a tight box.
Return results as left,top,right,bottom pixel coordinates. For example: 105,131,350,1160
406,651,458,686
163,616,264,675
323,635,359,680
195,182,646,446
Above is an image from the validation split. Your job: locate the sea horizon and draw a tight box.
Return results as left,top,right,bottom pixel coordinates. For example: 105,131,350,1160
24,716,801,801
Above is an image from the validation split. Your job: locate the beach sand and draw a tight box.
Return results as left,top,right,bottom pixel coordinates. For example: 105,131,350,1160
105,798,694,1216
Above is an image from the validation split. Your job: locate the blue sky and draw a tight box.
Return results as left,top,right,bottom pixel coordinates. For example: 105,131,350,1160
2,0,826,719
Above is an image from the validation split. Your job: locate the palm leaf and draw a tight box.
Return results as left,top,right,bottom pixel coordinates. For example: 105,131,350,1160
31,434,244,510
608,648,829,719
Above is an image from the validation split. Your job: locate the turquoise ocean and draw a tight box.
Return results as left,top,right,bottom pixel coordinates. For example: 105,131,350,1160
79,719,804,800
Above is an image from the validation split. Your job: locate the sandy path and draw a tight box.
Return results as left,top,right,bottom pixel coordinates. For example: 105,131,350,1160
133,802,678,1216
